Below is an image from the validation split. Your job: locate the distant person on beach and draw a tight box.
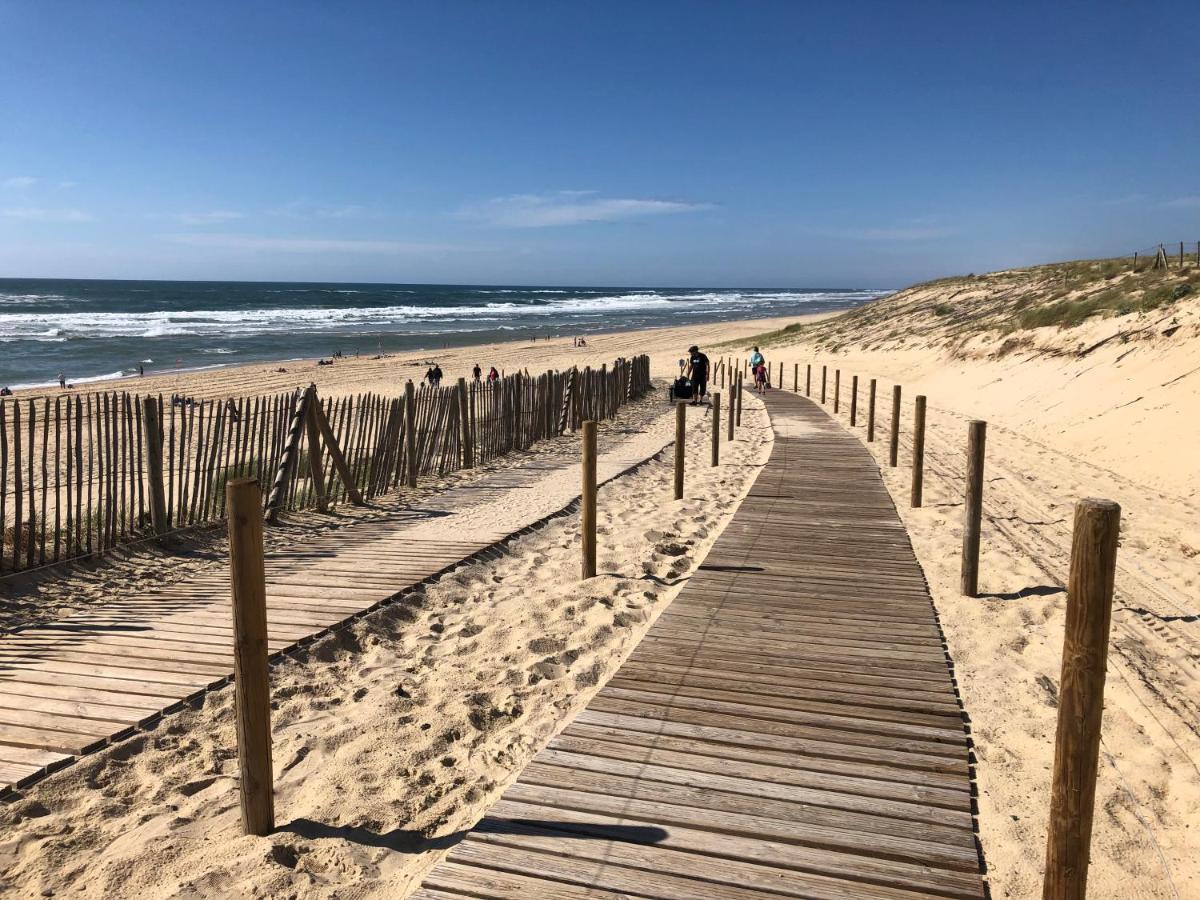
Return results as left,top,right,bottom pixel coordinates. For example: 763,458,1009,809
432,364,443,387
424,366,435,388
138,364,145,376
58,372,66,389
472,363,482,382
0,387,12,397
487,366,499,383
685,345,710,405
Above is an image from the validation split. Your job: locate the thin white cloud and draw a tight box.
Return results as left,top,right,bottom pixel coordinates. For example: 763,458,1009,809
2,207,92,223
458,191,713,228
1164,195,1200,208
269,200,371,219
173,210,246,225
165,233,461,254
3,176,38,189
58,180,79,190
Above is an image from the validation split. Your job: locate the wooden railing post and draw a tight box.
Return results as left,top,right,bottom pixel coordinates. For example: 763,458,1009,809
141,396,168,539
1043,498,1121,900
889,385,901,467
805,364,811,397
867,378,877,442
735,372,743,427
821,366,827,404
225,477,274,836
303,386,328,513
404,380,417,489
960,420,987,596
674,402,686,499
793,363,798,392
711,393,720,466
834,369,840,413
850,375,858,426
727,377,735,442
581,420,597,579
911,395,926,507
457,377,473,468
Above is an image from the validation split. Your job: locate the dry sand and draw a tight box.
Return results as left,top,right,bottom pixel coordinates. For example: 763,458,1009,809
0,336,773,897
741,290,1199,898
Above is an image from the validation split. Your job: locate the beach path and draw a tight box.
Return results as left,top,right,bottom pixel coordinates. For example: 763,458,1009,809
412,388,985,899
0,414,677,791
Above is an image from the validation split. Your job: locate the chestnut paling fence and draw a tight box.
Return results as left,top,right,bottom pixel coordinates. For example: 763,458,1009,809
0,355,652,575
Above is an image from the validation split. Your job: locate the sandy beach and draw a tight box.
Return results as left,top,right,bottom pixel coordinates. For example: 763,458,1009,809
2,268,1198,898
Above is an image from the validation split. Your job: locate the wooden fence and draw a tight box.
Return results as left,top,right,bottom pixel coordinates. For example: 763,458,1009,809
0,355,651,575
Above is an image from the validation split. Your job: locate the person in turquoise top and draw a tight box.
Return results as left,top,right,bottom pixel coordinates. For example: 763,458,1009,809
749,346,768,392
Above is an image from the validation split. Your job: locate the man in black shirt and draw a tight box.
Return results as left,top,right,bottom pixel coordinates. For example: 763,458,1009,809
686,345,710,405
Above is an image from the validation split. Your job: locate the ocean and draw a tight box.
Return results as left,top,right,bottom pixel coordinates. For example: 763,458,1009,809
0,279,886,389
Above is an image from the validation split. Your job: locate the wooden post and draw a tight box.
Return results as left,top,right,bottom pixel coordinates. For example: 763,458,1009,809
911,395,926,508
727,376,735,442
793,363,798,393
1043,498,1122,900
867,379,877,442
850,375,858,426
805,364,811,396
141,397,169,538
225,478,274,836
889,385,901,467
735,372,743,427
404,380,417,489
457,377,473,468
303,387,328,513
777,360,783,388
821,366,827,403
581,420,597,579
833,370,840,413
711,392,720,466
265,390,307,523
960,420,987,596
674,401,686,499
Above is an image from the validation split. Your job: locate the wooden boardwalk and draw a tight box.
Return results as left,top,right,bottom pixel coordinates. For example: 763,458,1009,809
414,389,984,899
0,426,672,791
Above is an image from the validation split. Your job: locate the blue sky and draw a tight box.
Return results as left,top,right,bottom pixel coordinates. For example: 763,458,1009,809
2,1,1198,288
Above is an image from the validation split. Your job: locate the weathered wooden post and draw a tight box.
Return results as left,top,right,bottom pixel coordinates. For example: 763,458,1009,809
889,385,901,467
911,395,926,507
867,379,877,442
735,372,743,427
457,377,473,468
960,420,987,596
404,380,417,489
1043,498,1122,900
850,375,858,426
225,477,274,836
303,386,328,513
834,369,840,413
793,363,798,392
581,420,597,579
141,396,168,538
821,366,827,403
674,401,686,499
711,392,720,466
777,360,783,388
805,364,811,396
727,376,735,442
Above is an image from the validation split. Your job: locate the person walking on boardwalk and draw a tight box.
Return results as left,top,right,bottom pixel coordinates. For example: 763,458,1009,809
685,345,710,405
749,346,768,393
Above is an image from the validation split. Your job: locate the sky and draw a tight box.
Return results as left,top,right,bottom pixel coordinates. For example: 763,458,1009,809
1,0,1198,288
